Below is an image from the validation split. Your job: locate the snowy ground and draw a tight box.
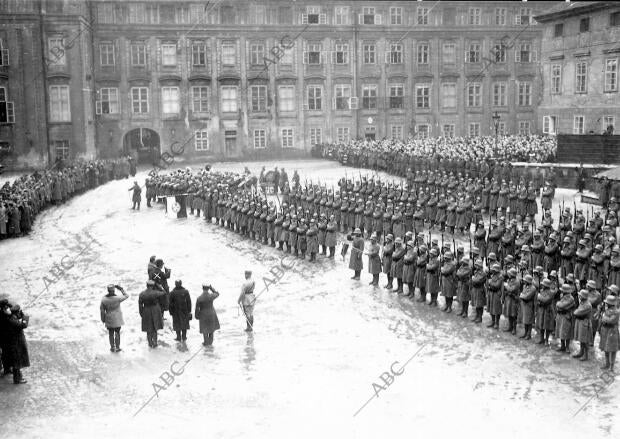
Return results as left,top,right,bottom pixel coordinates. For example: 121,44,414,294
0,159,617,439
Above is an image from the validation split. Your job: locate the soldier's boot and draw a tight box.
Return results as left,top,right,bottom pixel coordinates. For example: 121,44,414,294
395,278,404,294
329,247,335,258
371,274,379,286
322,246,327,255
610,352,617,372
385,275,394,290
460,301,469,318
487,315,496,328
353,270,361,280
301,251,306,259
494,315,500,330
544,330,550,345
445,298,453,313
556,339,566,351
474,308,483,323
525,325,533,340
601,353,611,370
519,322,528,338
580,344,589,361
311,252,316,262
417,289,426,302
294,249,299,257
537,330,546,344
278,241,283,250
572,344,585,358
511,318,517,335
271,239,276,248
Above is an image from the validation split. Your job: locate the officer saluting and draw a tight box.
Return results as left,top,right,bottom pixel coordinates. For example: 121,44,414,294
238,270,256,332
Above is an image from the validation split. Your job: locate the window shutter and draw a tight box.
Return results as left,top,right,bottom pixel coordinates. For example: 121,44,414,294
301,13,308,24
1,49,9,66
332,97,337,109
303,51,309,64
384,51,390,64
321,51,328,64
464,49,469,63
358,14,364,25
156,40,161,68
331,50,336,64
319,13,326,24
515,14,521,25
6,102,14,123
95,100,102,114
375,14,382,25
515,47,520,63
531,50,537,62
350,96,358,109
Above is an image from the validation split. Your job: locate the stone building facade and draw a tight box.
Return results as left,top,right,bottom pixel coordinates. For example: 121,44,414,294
0,0,559,169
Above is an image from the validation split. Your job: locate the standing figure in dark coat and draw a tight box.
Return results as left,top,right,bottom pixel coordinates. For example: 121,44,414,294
470,259,487,323
573,289,593,361
502,267,520,334
152,259,171,312
440,251,457,313
536,278,555,345
0,299,13,374
349,228,364,280
599,295,619,372
100,284,129,352
486,264,504,330
129,181,142,210
5,304,30,384
169,280,192,342
426,248,441,306
238,270,256,332
456,257,472,318
139,280,166,348
519,274,537,340
382,234,394,289
366,234,382,286
196,284,220,346
391,238,406,294
555,283,575,352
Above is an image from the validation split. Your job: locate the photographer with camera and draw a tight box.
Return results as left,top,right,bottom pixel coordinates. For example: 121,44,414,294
100,284,129,352
3,303,29,384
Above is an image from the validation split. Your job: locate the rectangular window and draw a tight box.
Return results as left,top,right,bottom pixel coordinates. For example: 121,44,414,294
253,129,266,149
362,85,377,110
220,86,238,112
469,123,480,137
469,8,481,25
605,59,618,92
131,43,147,66
53,140,70,160
417,7,429,25
493,82,506,106
467,83,481,107
388,125,402,139
161,87,179,114
335,7,350,25
309,128,322,145
388,43,403,64
442,43,456,64
334,43,349,64
161,44,177,66
363,43,376,64
49,85,71,121
100,43,115,66
279,6,292,24
281,128,294,148
195,130,209,151
603,116,615,132
554,23,564,38
192,43,207,67
576,62,588,94
250,85,267,112
390,7,402,25
467,43,480,63
611,11,620,27
362,7,376,25
48,37,66,65
304,43,321,65
335,85,351,110
0,87,14,123
280,45,294,66
517,8,532,25
221,42,236,66
0,41,8,67
543,115,559,135
492,42,506,63
129,4,146,23
131,87,149,114
278,85,295,112
580,17,590,33
389,84,404,109
307,85,322,110
551,64,562,94
442,124,455,138
518,82,531,106
495,8,506,26
303,6,324,25
160,4,175,23
191,86,209,113
516,43,535,63
221,6,235,24
250,44,264,66
519,121,531,135
573,116,585,134
417,124,430,139
417,43,429,65
416,84,430,109
441,83,456,109
96,87,119,114
337,126,350,142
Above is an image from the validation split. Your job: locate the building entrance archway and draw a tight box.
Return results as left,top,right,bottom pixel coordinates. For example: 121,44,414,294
123,128,160,164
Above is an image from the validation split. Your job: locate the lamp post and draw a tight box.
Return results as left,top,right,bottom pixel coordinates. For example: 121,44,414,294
492,111,501,157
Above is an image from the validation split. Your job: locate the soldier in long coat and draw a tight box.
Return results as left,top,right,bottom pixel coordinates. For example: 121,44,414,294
138,280,166,348
414,245,428,302
574,239,591,289
486,264,504,330
391,238,406,294
349,228,364,280
382,234,394,289
402,239,416,297
426,248,440,306
317,214,327,255
4,304,30,384
599,295,619,372
196,284,220,346
470,259,487,323
609,246,620,288
456,257,472,318
169,280,192,342
573,289,593,361
440,251,457,312
502,267,520,334
536,278,555,345
325,215,337,258
544,233,560,274
555,283,575,352
100,284,129,352
306,219,319,262
367,234,382,286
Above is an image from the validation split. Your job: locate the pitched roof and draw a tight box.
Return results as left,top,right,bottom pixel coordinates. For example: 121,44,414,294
535,1,617,22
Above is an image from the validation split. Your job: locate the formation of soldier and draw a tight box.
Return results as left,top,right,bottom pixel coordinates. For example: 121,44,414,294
0,157,135,240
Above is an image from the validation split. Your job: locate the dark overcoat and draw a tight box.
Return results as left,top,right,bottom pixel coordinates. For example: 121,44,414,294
139,288,165,333
169,286,192,331
195,291,220,334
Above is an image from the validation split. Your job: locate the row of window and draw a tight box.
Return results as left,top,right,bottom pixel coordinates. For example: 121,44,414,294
550,59,618,94
554,11,620,37
85,81,534,120
542,115,616,135
0,86,15,123
97,3,536,27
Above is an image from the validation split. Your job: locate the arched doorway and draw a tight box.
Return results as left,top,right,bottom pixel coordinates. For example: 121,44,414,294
123,128,160,164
